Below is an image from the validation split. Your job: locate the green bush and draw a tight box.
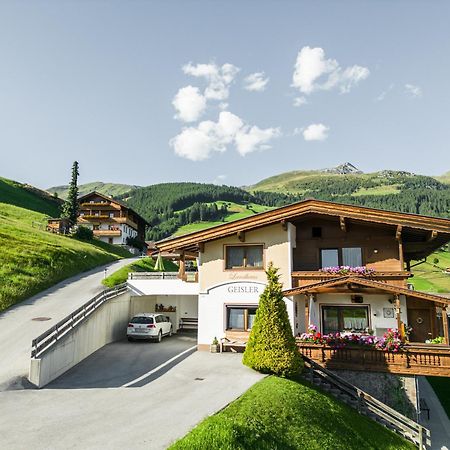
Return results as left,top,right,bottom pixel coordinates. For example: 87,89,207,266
73,225,94,240
243,263,302,377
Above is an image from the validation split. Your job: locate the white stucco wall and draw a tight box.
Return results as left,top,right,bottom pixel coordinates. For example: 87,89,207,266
305,293,408,337
198,280,295,346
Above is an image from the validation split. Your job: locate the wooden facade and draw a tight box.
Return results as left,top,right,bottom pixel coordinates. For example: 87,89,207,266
156,199,450,376
78,192,148,242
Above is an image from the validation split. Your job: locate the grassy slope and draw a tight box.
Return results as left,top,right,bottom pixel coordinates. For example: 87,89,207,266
102,257,178,287
0,177,61,216
170,376,414,450
48,181,139,199
410,249,450,293
0,202,131,312
174,202,273,236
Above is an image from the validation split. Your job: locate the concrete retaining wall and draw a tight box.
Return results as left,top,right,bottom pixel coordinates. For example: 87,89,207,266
29,292,131,388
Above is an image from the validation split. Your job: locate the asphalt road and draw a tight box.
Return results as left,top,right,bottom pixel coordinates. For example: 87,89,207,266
0,257,137,390
0,352,264,450
47,332,198,389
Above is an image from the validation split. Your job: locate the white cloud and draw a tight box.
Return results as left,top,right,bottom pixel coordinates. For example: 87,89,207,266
302,123,329,141
292,46,369,95
405,83,422,98
213,174,227,184
183,62,240,101
172,85,206,122
293,96,308,107
375,84,394,102
243,72,269,92
170,111,280,161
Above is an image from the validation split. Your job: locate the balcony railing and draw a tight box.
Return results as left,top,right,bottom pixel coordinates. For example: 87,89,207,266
296,341,450,377
292,271,411,288
93,229,121,237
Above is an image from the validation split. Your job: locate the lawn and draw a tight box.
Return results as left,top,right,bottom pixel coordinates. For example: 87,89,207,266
169,376,415,450
0,202,131,312
0,176,61,217
174,202,273,237
102,256,178,287
427,377,450,418
410,249,450,293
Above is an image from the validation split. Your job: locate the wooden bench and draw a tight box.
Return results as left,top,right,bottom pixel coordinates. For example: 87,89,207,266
179,317,198,330
420,398,430,420
220,337,246,353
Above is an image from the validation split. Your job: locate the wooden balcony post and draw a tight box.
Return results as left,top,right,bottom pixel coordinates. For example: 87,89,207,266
178,251,186,281
395,295,403,339
443,305,449,346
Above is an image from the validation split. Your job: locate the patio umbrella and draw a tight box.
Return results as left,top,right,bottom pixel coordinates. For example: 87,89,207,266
154,253,166,272
308,295,317,328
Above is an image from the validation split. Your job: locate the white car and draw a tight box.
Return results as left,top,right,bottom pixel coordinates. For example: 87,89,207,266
127,313,173,343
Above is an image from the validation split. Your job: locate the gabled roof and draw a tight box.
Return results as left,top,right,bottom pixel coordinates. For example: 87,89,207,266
156,199,450,252
78,191,149,226
282,275,450,305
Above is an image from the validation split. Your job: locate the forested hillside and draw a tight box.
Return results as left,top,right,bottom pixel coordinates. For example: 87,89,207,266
121,183,266,240
46,165,450,241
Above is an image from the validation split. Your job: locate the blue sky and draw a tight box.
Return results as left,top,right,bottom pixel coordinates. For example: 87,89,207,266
0,1,449,189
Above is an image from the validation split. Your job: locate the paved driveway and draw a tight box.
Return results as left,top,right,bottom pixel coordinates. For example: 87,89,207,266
0,257,136,390
0,352,264,450
48,332,198,389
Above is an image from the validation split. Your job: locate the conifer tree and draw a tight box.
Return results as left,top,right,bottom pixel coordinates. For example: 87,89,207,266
243,263,302,377
61,161,80,227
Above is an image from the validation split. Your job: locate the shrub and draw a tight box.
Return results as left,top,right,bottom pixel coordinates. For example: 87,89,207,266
73,225,93,240
243,263,302,377
126,236,146,251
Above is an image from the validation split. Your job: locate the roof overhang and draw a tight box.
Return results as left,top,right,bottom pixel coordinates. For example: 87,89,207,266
156,199,450,253
283,275,450,305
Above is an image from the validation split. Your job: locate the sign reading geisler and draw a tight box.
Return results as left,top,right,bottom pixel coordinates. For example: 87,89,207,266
227,285,260,294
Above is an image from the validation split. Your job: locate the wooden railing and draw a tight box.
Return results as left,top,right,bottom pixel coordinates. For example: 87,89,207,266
297,341,450,377
292,271,411,288
93,229,121,236
302,355,431,448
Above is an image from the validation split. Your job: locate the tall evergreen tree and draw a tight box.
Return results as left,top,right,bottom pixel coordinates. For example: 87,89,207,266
61,161,80,227
243,263,302,377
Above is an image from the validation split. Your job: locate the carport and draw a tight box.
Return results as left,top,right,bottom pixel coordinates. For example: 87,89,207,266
128,277,199,332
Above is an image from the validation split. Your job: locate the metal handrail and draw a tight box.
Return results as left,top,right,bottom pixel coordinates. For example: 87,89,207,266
302,355,431,449
31,283,128,359
128,272,180,280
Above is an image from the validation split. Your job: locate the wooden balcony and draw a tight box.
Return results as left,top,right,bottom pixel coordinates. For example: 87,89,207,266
80,202,112,207
296,341,450,377
292,271,411,289
93,229,121,237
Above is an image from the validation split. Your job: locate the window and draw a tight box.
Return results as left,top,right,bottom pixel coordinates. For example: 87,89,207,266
342,247,362,266
312,227,322,238
227,306,257,331
109,212,115,218
320,247,363,268
321,249,339,268
130,316,154,324
225,245,263,269
322,306,369,334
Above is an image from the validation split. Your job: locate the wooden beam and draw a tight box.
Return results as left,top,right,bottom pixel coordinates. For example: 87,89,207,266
237,231,245,242
281,220,288,231
339,216,346,232
396,225,402,241
198,242,205,253
443,305,449,346
427,230,438,242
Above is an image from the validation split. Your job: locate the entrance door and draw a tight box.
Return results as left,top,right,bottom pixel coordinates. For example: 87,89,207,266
407,309,432,342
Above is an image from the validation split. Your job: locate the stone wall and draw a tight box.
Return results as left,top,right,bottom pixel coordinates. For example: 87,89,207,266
331,369,417,419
